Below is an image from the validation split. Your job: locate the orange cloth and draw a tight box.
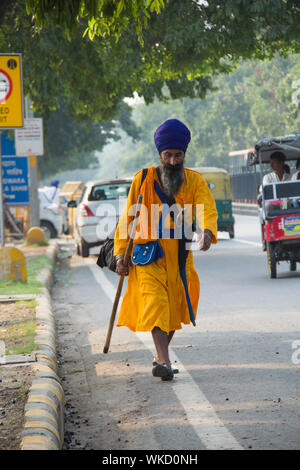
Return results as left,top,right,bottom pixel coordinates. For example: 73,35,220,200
114,166,218,333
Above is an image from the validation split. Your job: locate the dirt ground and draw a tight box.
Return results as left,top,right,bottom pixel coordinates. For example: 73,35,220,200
0,365,35,450
0,301,36,450
0,300,35,325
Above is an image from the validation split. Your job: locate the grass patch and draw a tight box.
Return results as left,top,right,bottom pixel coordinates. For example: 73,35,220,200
15,299,37,309
0,319,36,355
18,385,27,399
0,255,53,295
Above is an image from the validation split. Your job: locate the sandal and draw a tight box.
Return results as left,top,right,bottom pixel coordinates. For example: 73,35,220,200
152,363,174,381
152,358,179,374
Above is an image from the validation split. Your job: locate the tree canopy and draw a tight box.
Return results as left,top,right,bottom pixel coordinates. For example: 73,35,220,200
110,53,300,176
3,1,300,176
25,0,165,42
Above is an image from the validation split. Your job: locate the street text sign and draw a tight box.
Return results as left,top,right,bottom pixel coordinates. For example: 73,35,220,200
15,118,44,156
0,54,24,128
2,156,29,205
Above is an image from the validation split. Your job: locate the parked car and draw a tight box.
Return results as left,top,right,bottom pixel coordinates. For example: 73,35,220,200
38,188,62,238
70,178,133,257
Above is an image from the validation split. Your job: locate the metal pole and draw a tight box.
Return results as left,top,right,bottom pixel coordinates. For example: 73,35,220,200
25,97,39,228
28,155,39,228
258,148,266,218
0,131,5,247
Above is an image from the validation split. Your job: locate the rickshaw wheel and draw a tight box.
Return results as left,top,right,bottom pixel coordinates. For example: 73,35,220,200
267,242,277,279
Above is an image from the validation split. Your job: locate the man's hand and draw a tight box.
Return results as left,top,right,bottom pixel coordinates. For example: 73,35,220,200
116,257,132,276
198,229,213,252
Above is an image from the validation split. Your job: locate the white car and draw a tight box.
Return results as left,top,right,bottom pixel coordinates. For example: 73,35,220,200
71,178,132,257
38,188,62,238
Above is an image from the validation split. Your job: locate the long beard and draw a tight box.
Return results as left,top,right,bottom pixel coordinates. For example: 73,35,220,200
160,162,184,199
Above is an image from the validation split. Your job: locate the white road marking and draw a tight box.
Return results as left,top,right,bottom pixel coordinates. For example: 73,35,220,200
85,258,243,450
233,238,261,247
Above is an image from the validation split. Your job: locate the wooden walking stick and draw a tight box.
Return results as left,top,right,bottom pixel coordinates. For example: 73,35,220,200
103,194,143,353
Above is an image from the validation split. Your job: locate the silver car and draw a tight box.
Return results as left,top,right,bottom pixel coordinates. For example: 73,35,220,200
70,177,132,257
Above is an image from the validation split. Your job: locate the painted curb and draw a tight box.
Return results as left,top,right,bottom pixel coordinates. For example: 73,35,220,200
20,240,64,451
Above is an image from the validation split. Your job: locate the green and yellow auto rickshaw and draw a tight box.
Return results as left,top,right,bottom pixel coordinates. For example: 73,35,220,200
192,167,235,238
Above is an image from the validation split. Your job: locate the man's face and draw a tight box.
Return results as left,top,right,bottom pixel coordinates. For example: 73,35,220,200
160,149,185,167
159,148,185,197
270,158,284,172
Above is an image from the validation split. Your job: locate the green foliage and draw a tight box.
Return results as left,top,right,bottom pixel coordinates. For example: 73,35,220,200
0,1,144,176
4,1,300,176
0,0,215,176
116,53,300,174
3,319,36,356
38,102,116,176
25,0,165,43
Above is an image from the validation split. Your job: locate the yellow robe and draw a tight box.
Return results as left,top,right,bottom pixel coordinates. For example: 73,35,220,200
114,166,218,333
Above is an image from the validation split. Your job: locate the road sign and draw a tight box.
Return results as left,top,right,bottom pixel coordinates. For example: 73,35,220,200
2,156,29,205
0,54,24,129
15,118,44,156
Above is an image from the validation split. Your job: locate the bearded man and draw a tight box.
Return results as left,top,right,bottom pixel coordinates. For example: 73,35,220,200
114,119,218,381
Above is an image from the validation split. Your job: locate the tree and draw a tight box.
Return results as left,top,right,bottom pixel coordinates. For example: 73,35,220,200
115,53,300,175
26,1,300,64
25,0,165,42
5,1,300,176
16,0,300,123
1,1,216,119
0,1,143,176
38,101,141,177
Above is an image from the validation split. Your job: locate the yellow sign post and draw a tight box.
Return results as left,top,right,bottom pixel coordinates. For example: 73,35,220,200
0,53,24,249
0,54,24,128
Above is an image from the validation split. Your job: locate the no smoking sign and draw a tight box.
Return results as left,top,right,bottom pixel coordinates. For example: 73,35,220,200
0,70,12,103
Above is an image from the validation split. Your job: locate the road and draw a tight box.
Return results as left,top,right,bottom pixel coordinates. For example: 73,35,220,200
53,214,300,451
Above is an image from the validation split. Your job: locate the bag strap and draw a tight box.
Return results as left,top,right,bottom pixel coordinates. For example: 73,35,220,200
140,168,148,189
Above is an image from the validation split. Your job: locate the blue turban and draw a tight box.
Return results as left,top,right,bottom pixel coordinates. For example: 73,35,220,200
50,179,59,187
154,119,191,153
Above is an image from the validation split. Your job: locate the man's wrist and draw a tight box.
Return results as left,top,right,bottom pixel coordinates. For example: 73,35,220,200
116,254,124,261
204,229,212,238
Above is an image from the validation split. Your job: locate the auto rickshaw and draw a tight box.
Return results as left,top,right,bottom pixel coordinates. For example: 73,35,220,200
250,135,300,278
192,167,235,238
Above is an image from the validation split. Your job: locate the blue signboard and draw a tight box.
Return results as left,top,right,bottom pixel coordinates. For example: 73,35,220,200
1,132,16,156
2,156,29,205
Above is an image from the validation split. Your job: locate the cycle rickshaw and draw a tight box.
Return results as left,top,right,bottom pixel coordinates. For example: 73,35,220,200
250,135,300,278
